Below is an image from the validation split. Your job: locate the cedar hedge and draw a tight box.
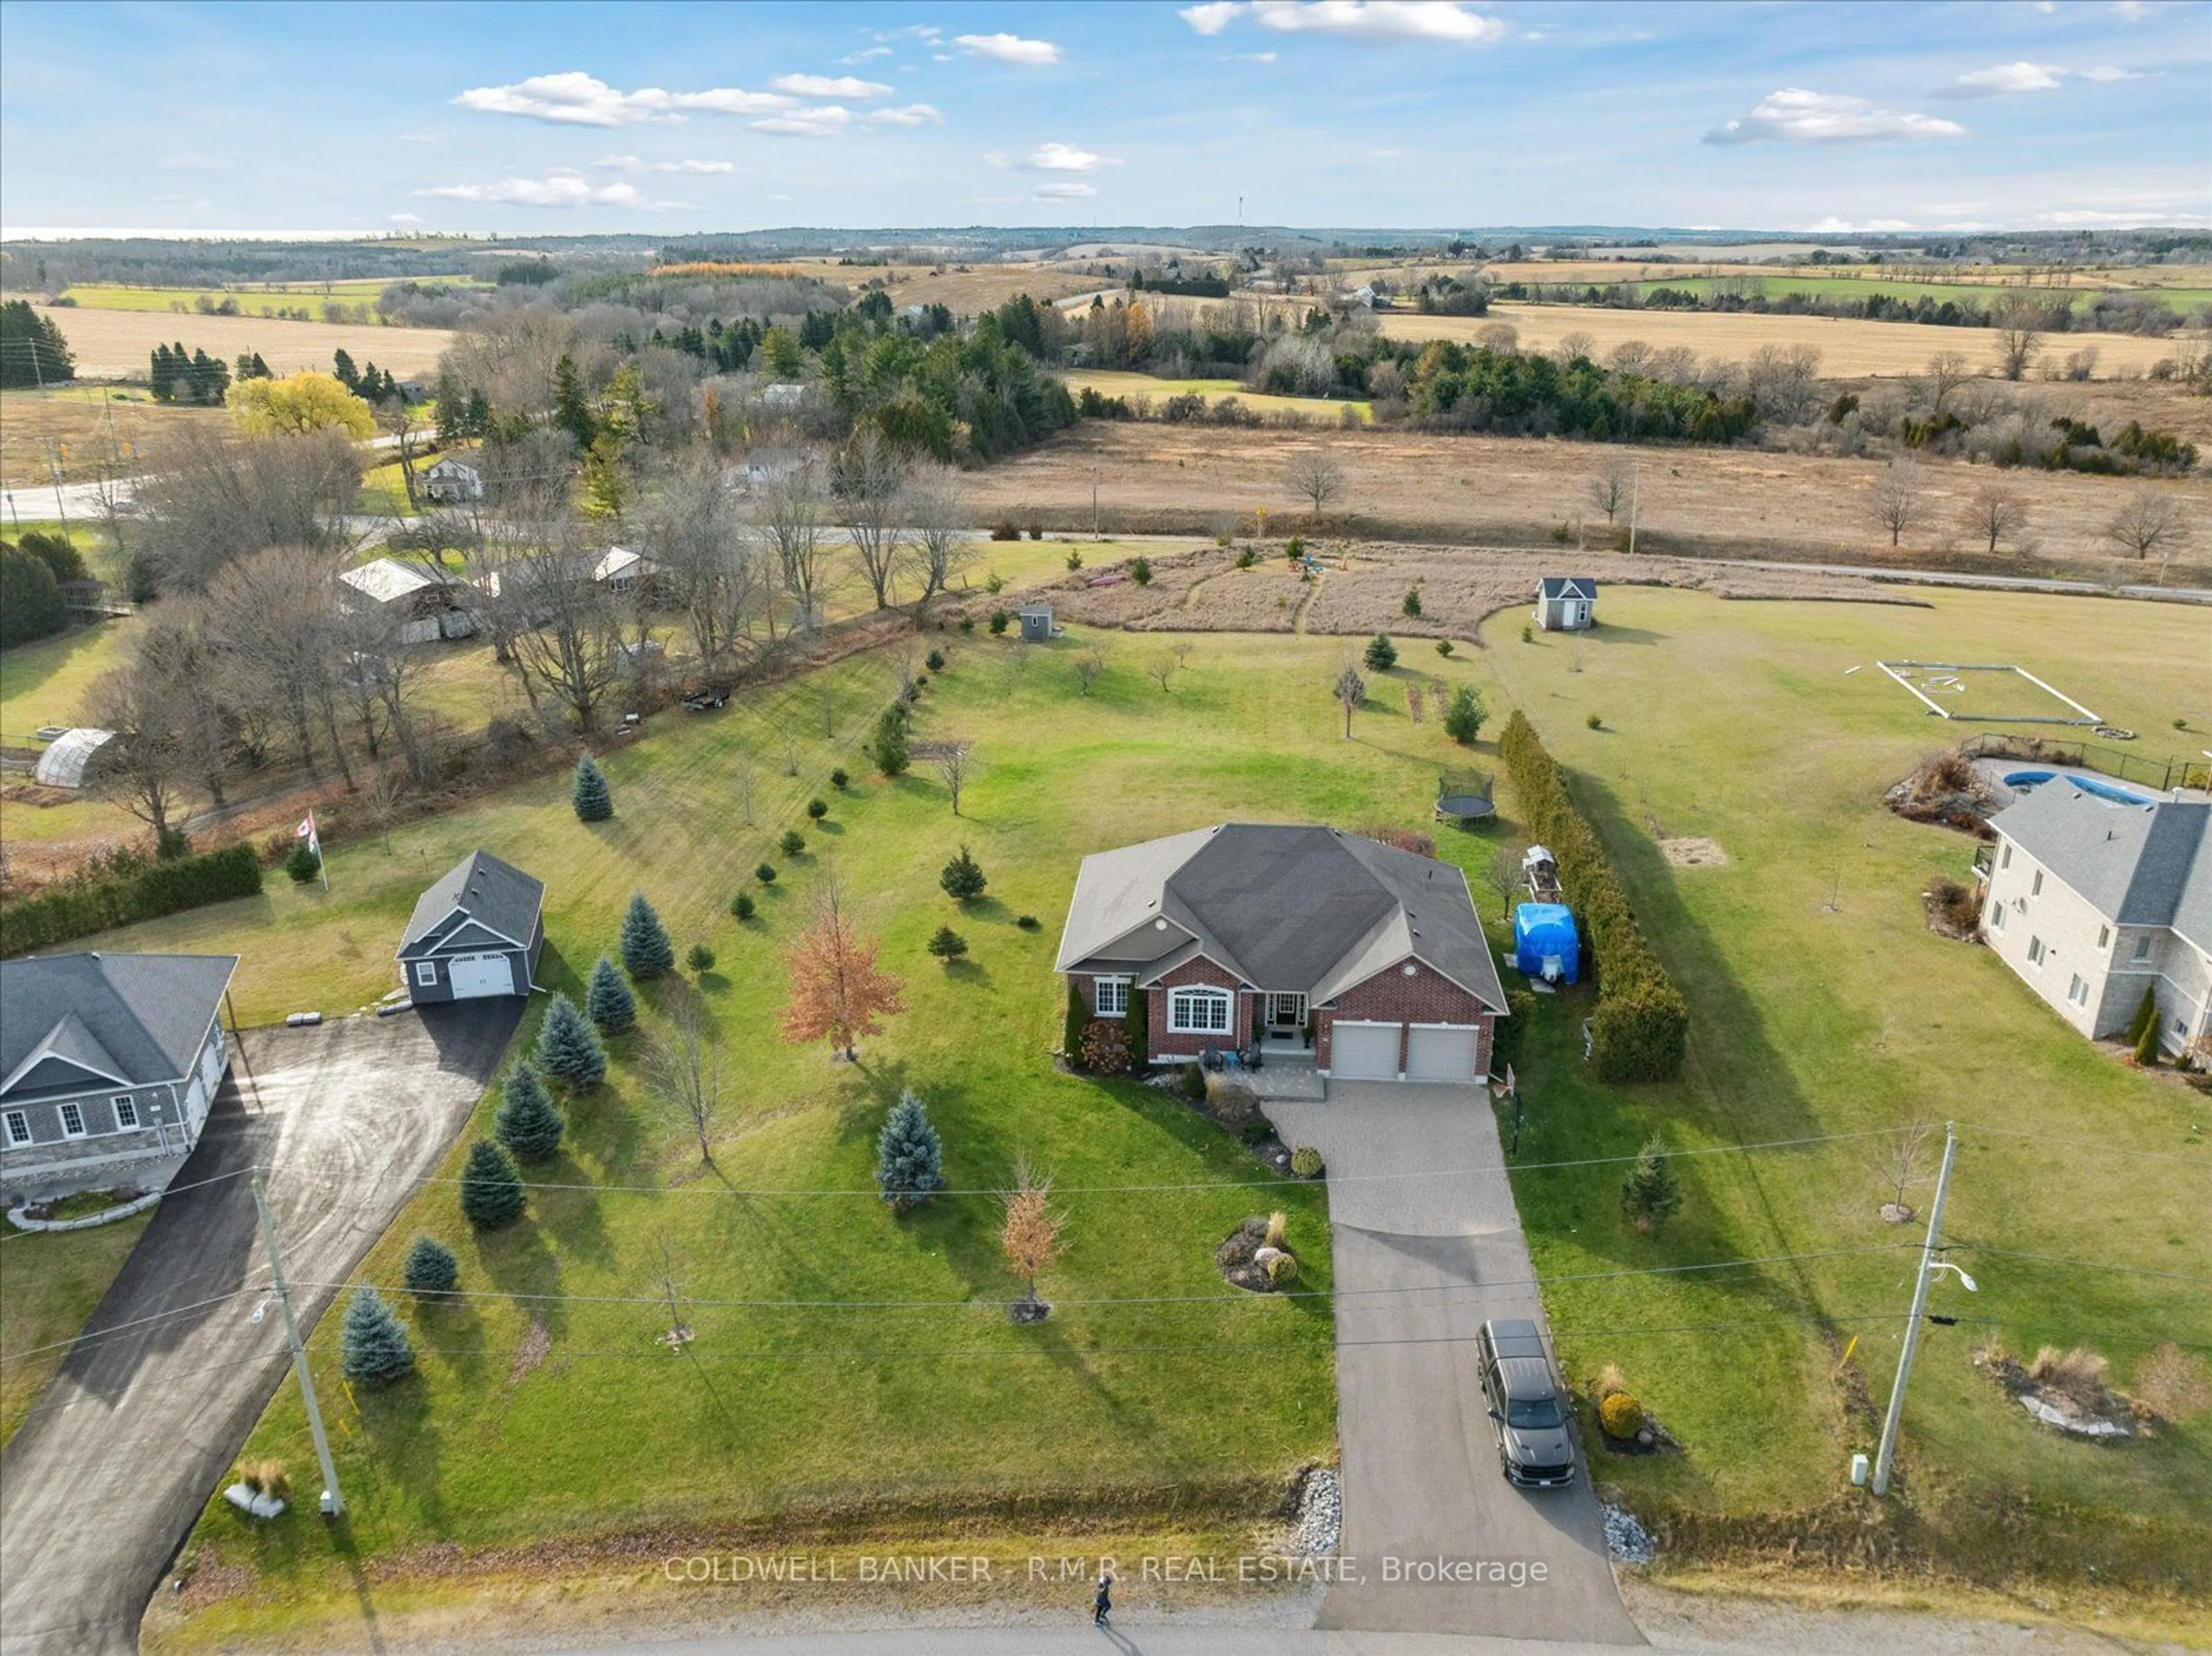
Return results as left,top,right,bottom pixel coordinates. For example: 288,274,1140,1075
0,842,264,957
1498,711,1687,1082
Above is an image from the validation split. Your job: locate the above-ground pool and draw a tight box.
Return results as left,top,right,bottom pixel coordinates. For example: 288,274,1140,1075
2005,770,2153,805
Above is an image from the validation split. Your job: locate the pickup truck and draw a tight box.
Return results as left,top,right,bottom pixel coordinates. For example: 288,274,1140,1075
1476,1317,1577,1488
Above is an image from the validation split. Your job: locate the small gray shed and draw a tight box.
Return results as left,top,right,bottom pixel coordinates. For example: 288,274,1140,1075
1018,603,1055,642
1535,577,1598,632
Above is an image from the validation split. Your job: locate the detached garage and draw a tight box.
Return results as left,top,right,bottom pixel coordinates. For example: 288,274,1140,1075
397,850,545,1005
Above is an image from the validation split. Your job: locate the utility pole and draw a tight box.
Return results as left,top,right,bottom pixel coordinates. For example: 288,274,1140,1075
250,1176,346,1517
1871,1122,1957,1496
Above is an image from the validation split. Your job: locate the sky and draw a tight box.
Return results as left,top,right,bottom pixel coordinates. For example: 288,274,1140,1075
1,0,2207,237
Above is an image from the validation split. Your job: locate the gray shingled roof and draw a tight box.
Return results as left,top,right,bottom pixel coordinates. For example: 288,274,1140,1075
1537,577,1596,601
1056,824,1505,1010
1,953,238,1099
1990,785,2211,945
398,851,544,956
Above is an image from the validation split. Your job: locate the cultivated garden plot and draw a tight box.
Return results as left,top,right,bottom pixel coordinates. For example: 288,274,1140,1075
1875,660,2103,726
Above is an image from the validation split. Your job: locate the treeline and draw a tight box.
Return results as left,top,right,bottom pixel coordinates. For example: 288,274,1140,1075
1397,340,1758,443
0,843,263,958
1498,712,1687,1083
0,300,74,387
149,342,238,404
0,532,89,647
1504,280,2195,338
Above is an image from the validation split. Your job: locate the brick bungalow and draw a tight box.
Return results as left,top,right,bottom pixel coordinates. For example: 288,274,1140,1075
1054,824,1507,1083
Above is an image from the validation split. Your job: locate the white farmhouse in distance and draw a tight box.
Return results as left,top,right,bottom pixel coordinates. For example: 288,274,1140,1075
1981,781,2210,1056
421,456,483,505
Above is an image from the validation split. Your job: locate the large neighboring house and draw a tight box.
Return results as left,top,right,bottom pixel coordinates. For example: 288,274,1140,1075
1055,824,1507,1083
1982,781,2211,1055
398,850,546,1004
0,952,239,1203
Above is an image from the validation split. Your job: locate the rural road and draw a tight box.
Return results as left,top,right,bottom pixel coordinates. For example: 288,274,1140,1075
0,1005,517,1656
1267,1083,1642,1646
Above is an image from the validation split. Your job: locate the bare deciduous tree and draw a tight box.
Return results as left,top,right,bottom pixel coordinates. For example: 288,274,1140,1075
1923,351,1973,415
1334,661,1366,739
649,995,722,1165
904,465,974,606
1744,344,1824,424
1553,331,1596,366
1589,456,1633,525
1072,646,1107,696
202,544,352,783
2104,488,2191,562
933,742,971,816
1483,840,1529,920
834,430,910,611
646,459,762,674
492,525,626,734
1991,290,2048,382
1146,649,1183,694
1873,1115,1936,1223
83,666,192,848
757,455,833,633
1964,482,2029,555
1866,461,1923,548
1283,450,1346,519
134,429,363,594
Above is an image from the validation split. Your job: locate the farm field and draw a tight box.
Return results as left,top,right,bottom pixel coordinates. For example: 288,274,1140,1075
1063,369,1370,423
0,384,231,487
963,420,2212,577
120,636,1350,1650
1477,259,2212,294
1606,275,2212,315
789,257,1110,313
47,278,484,317
28,304,452,380
1381,302,2192,381
83,587,2212,1649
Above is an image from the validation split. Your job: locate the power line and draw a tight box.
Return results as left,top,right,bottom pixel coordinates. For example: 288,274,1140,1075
1952,1244,2212,1284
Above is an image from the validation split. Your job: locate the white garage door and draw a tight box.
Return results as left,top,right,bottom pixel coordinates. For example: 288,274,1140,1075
1406,1025,1479,1083
446,953,515,998
1331,1021,1400,1081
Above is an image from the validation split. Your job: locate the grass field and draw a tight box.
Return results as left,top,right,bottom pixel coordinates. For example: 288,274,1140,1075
1610,275,2212,316
51,277,486,317
29,304,452,381
0,383,232,487
0,1213,153,1446
1065,369,1371,424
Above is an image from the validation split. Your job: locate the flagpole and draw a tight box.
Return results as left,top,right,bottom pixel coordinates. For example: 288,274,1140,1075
310,808,328,892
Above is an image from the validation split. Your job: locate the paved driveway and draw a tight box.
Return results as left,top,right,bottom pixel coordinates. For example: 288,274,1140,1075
1267,1084,1643,1646
0,1004,518,1656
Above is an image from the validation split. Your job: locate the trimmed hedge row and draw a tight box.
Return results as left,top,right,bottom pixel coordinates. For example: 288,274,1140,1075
0,842,264,958
1498,711,1688,1082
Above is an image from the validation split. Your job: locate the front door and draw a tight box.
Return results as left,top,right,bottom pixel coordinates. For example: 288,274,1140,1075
1266,992,1306,1035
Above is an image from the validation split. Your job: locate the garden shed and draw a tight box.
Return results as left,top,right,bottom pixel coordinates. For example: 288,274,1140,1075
1018,603,1056,642
397,850,545,1003
1513,903,1581,985
1536,577,1599,631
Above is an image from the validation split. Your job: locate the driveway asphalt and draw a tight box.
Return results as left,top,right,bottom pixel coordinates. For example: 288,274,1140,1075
0,1003,517,1656
1266,1083,1643,1646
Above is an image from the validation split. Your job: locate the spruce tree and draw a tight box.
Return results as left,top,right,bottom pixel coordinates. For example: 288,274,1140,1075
873,707,910,776
927,924,968,962
1444,684,1486,745
459,1138,526,1230
619,892,676,980
1364,633,1399,672
340,1286,416,1384
875,1090,945,1211
1620,1137,1682,1230
585,954,637,1034
534,991,607,1092
571,753,613,821
940,845,987,902
495,1063,566,1163
403,1235,459,1298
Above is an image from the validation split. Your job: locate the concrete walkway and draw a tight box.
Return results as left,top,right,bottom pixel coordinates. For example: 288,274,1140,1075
1266,1084,1643,1646
0,1006,517,1656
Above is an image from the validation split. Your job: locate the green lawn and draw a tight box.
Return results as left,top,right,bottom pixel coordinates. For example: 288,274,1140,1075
1475,588,2211,1598
0,1214,153,1445
52,279,486,318
0,615,131,749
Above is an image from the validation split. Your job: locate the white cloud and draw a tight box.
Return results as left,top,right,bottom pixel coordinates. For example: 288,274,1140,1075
751,105,854,138
865,103,945,126
388,212,425,224
842,46,893,63
955,32,1063,65
1180,1,1245,32
1801,215,1915,233
1938,61,2065,97
453,70,795,127
1705,89,1967,145
772,73,893,98
1219,51,1279,62
1033,181,1096,200
1231,1,1508,44
599,154,738,174
2077,64,2143,81
1028,142,1118,172
416,172,677,208
1919,199,1989,214
2112,0,2147,19
2042,205,2209,224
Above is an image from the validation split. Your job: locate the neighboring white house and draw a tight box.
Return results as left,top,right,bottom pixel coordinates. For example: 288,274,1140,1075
421,457,484,505
1535,577,1598,631
592,547,658,593
338,557,476,643
1982,782,2211,1056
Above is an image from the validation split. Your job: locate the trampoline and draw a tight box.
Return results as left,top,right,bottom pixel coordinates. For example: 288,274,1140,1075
1436,768,1496,823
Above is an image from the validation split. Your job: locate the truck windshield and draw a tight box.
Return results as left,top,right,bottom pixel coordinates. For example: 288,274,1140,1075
1508,1397,1563,1430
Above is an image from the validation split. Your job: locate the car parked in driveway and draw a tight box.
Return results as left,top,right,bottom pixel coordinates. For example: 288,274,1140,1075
1477,1317,1577,1487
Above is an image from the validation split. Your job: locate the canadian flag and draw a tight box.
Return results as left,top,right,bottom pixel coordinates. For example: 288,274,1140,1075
295,811,320,855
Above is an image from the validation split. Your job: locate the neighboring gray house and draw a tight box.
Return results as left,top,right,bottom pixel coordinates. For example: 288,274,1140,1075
1054,824,1507,1082
0,952,238,1204
1535,577,1598,631
397,851,546,1004
1982,782,2211,1056
421,456,484,505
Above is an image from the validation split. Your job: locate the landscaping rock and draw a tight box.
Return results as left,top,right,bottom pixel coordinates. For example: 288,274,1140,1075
1279,1467,1340,1558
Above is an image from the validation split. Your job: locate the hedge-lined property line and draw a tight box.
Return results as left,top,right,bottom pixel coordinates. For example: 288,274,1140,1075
0,842,263,958
1498,710,1688,1082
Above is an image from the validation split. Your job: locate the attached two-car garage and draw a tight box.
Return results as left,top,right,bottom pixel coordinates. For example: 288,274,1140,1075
1329,1021,1484,1083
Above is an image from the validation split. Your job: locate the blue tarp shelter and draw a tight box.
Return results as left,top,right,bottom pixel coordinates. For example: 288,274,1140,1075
1513,903,1581,985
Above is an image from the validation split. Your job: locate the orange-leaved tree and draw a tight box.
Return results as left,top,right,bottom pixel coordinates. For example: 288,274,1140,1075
779,875,906,1061
999,1153,1066,1317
